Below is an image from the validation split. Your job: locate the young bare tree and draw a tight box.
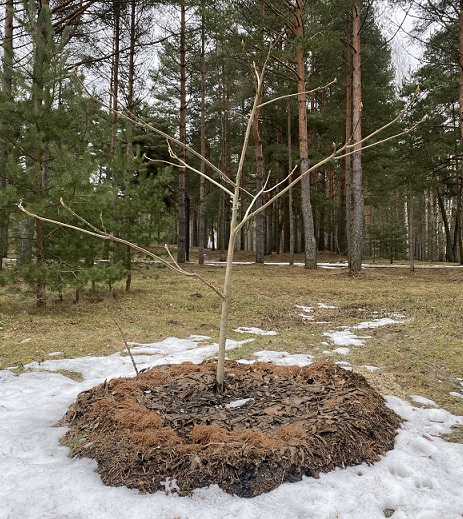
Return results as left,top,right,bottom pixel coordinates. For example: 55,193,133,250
19,53,421,387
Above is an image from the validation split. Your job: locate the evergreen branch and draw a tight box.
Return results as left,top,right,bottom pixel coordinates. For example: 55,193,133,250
73,70,231,186
16,201,224,300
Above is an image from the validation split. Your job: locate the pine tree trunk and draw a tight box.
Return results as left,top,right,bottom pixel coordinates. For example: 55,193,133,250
254,1,265,263
349,2,364,273
177,1,187,263
295,0,316,269
458,0,463,263
33,0,51,307
287,100,295,265
0,0,13,269
110,1,120,158
124,0,136,291
198,0,206,265
252,88,265,263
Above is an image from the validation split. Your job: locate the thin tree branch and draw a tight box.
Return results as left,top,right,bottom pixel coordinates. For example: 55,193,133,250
17,201,224,300
257,79,337,109
74,71,229,185
114,319,139,379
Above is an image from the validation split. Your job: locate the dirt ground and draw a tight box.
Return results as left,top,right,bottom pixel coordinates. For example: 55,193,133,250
59,360,402,497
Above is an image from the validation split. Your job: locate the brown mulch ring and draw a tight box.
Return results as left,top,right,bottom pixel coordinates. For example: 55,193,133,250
59,360,402,498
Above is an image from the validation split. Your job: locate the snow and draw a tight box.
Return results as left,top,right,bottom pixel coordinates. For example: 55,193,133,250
233,327,278,336
1,335,463,519
324,330,367,346
321,313,408,350
411,395,439,407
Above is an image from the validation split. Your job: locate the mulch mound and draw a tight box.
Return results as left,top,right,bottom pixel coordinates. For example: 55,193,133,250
59,360,402,497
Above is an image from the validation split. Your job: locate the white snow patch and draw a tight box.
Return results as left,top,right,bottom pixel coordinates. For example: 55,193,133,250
1,336,463,519
233,327,278,336
449,392,463,400
324,330,366,346
252,350,313,366
226,398,253,409
353,317,408,330
332,347,350,355
362,365,381,372
20,337,32,344
411,395,439,407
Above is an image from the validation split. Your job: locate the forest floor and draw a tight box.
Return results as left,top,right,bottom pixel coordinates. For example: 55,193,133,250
1,249,463,502
1,249,462,419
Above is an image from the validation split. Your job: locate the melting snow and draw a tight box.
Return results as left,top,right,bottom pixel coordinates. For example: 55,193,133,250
0,336,462,519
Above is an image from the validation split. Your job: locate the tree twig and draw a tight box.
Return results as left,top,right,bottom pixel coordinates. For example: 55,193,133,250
17,200,224,300
114,319,139,379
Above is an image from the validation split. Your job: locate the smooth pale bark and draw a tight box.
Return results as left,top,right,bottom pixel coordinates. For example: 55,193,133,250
295,0,316,269
349,2,364,273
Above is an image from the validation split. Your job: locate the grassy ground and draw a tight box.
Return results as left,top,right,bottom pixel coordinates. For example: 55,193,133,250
1,250,463,419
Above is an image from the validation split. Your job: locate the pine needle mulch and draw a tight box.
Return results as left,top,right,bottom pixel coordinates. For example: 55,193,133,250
58,360,402,497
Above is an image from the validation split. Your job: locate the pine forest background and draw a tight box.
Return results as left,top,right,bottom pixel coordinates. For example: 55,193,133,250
0,0,462,306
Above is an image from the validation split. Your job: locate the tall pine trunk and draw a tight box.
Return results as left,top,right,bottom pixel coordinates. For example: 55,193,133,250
124,0,136,291
287,100,295,265
198,0,206,265
0,0,13,269
348,2,364,272
33,0,51,307
458,0,463,263
252,84,265,263
177,1,187,263
253,1,265,263
295,0,316,269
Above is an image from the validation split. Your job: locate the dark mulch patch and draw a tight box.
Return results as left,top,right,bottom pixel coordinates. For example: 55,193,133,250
59,360,402,497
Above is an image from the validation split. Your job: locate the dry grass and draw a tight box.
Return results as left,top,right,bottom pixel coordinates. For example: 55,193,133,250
1,250,463,418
